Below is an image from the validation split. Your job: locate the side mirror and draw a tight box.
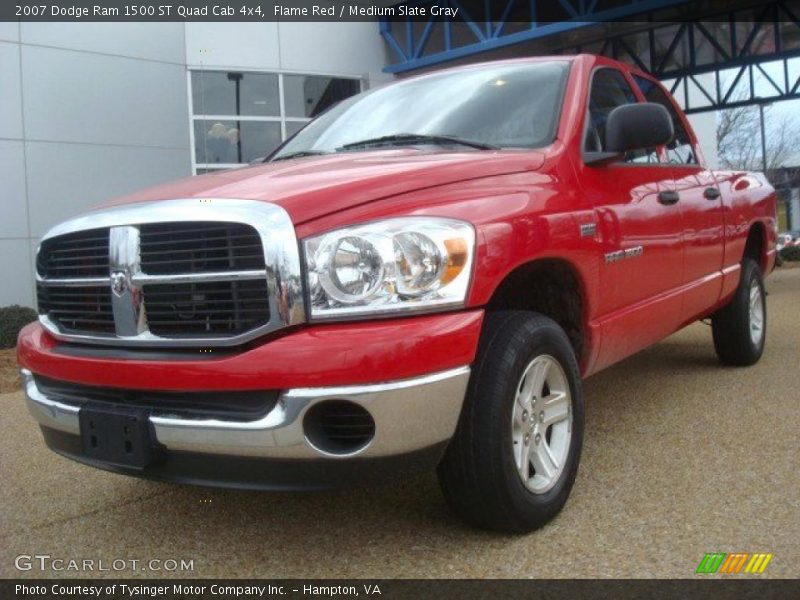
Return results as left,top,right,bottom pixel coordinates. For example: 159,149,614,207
605,103,674,153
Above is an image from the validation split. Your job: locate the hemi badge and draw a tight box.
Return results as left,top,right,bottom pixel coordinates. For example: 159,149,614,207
580,223,597,238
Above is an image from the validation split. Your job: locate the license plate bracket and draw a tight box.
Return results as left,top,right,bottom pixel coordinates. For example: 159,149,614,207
79,406,162,469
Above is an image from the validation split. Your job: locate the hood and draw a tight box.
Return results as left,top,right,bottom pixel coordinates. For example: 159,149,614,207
103,148,545,224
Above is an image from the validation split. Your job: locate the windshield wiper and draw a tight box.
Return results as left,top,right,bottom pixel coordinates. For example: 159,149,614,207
337,133,498,152
271,150,329,162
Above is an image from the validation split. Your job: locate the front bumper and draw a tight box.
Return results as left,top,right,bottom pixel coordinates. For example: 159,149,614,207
19,311,482,487
23,366,469,460
22,366,470,488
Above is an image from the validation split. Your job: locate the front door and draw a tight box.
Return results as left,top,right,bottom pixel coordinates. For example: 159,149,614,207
578,67,685,369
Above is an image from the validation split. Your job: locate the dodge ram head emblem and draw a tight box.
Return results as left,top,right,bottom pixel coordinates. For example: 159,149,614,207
110,270,130,297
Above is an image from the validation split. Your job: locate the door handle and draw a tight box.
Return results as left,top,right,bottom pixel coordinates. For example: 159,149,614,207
658,190,680,205
704,187,721,200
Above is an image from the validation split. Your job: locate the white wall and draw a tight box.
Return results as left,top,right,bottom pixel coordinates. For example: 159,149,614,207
0,23,191,308
185,22,392,86
1,22,391,308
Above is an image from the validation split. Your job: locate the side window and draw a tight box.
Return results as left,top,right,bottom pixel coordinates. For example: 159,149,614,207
585,69,658,164
633,75,698,165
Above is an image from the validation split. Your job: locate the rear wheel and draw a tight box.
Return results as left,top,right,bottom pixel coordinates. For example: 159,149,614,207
711,258,766,366
437,311,584,532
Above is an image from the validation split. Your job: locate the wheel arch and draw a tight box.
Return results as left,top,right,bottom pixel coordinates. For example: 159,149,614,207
743,221,767,272
484,258,588,364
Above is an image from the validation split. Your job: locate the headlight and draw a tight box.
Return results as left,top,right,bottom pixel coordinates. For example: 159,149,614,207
304,217,475,319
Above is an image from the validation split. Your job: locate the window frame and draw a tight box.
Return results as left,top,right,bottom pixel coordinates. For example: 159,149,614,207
630,72,702,167
188,68,365,174
581,66,661,166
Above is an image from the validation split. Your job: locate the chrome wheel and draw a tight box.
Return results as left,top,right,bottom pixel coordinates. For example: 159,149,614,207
511,355,572,494
749,279,764,346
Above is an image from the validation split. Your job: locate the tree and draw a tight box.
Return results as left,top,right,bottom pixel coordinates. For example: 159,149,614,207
716,95,800,173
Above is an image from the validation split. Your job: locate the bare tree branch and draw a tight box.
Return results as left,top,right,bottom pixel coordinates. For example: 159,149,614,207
716,87,800,173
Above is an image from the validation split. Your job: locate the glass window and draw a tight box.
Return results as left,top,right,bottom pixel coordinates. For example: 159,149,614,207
284,75,361,118
273,61,570,159
285,120,308,139
585,69,660,164
193,119,281,164
633,75,698,165
190,70,362,172
192,71,280,117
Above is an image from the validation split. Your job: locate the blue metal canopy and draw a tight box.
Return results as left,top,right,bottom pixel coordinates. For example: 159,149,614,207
380,0,800,112
380,0,695,73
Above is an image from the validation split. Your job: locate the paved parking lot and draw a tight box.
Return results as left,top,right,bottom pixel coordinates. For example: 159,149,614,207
2,267,798,579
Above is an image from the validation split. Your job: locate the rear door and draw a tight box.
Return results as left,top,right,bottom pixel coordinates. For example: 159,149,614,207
577,67,685,369
632,74,725,321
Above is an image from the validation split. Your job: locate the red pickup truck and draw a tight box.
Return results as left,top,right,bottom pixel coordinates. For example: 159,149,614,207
18,55,776,532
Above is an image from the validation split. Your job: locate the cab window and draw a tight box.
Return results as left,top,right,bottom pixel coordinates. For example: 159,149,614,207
585,68,658,164
633,75,698,165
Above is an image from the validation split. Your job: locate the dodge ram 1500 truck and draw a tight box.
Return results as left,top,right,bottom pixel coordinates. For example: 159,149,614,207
18,55,776,532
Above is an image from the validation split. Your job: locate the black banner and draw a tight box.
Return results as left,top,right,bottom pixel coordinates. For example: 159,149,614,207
3,579,800,600
2,0,799,23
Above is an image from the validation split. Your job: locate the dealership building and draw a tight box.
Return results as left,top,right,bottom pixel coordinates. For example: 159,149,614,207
0,18,734,308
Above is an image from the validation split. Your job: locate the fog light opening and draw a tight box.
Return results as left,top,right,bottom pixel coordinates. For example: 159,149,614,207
303,400,376,456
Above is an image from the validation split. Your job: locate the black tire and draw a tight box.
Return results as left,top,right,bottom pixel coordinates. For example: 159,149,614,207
437,311,584,533
711,258,766,366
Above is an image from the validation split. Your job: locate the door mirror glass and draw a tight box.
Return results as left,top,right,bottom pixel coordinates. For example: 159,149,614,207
605,103,674,154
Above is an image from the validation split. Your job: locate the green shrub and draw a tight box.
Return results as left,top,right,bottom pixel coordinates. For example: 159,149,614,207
780,246,800,262
0,305,38,349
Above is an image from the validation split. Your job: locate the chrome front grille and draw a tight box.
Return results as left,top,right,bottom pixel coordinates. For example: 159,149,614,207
37,228,110,278
36,284,115,334
139,222,265,275
143,280,270,336
35,199,306,347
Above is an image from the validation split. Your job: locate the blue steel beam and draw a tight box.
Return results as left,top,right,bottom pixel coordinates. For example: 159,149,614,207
381,0,693,73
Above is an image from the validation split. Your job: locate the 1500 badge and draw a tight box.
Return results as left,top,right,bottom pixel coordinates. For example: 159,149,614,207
604,246,644,264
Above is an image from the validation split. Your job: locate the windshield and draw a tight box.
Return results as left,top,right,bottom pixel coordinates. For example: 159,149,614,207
271,61,570,160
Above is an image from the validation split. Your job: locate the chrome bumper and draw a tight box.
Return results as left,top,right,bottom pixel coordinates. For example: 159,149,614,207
22,367,470,460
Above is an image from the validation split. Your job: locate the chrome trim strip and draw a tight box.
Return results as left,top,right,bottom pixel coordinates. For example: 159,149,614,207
21,370,81,435
35,276,108,287
37,271,270,287
24,366,471,460
35,199,306,348
133,270,268,285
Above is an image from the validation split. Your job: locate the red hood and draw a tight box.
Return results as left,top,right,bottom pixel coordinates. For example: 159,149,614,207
103,148,545,224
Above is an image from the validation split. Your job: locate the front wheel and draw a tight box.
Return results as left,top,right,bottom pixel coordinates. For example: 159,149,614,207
711,258,766,366
437,311,584,533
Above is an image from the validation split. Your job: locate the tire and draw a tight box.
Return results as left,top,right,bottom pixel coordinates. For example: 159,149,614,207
711,258,766,366
437,311,584,533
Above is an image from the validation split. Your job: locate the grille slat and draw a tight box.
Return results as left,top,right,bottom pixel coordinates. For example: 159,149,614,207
37,228,110,279
142,234,260,248
144,279,270,337
37,221,270,342
139,222,265,276
46,254,110,263
140,255,265,267
37,282,116,334
138,224,251,237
